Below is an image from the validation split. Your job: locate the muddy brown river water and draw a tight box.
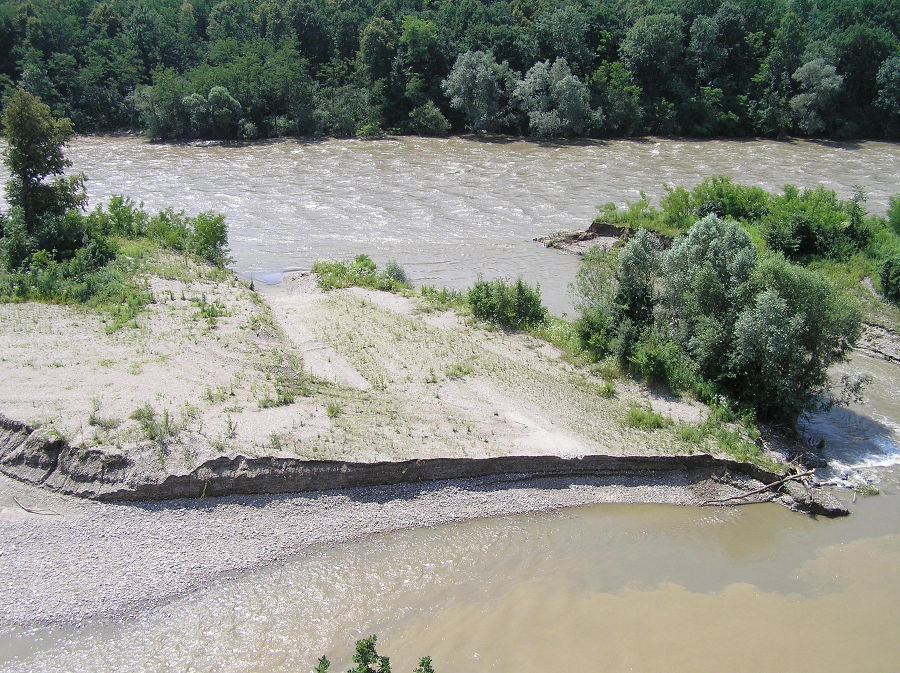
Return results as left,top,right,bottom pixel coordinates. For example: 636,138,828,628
1,137,899,672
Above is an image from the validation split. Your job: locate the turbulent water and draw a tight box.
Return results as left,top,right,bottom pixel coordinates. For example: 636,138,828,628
5,135,899,314
1,137,900,672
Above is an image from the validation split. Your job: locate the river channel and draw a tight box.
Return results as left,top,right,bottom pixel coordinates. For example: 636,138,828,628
1,137,899,671
13,135,900,314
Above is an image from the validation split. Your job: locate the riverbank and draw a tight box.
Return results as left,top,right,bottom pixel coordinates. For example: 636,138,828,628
0,466,826,631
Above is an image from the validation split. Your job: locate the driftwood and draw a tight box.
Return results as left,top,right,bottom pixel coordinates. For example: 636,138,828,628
12,496,60,516
701,469,815,506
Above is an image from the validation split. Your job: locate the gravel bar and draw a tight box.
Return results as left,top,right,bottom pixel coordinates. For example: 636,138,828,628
0,470,758,631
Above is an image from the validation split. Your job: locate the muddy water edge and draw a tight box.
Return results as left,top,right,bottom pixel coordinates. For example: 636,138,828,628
0,137,899,671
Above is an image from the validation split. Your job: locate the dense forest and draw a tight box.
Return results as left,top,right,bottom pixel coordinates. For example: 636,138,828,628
0,0,897,139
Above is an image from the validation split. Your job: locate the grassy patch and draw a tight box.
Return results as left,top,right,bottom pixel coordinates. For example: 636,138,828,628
259,350,309,408
445,361,475,380
675,424,704,443
622,405,672,430
129,403,179,444
597,380,617,398
312,255,411,292
418,284,468,312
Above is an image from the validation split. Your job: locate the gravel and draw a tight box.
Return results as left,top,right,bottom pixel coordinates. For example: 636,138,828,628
0,470,761,631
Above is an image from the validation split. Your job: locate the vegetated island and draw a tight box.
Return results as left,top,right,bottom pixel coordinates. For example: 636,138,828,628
0,90,865,522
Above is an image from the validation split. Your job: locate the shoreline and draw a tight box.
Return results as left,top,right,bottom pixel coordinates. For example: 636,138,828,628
0,465,842,632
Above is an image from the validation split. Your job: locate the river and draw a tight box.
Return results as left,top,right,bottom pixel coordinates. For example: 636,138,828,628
1,136,899,672
4,135,898,314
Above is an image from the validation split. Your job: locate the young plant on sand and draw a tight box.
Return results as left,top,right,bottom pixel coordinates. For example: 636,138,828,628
315,635,435,673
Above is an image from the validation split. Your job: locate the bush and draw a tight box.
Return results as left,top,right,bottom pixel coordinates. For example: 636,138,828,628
467,278,547,329
408,101,451,136
311,254,411,291
888,195,900,235
384,259,409,285
574,308,611,360
190,211,230,266
627,332,699,392
879,256,900,302
315,634,435,673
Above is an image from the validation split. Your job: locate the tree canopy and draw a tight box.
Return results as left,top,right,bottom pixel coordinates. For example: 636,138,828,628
0,0,897,139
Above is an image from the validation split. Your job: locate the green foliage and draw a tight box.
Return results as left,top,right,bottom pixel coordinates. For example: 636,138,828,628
442,51,518,133
384,260,409,285
312,255,411,292
881,256,900,302
514,58,600,137
622,405,672,431
314,635,434,673
2,88,85,226
418,284,468,312
2,0,897,140
0,92,231,330
887,195,900,235
467,278,547,329
408,101,450,136
577,199,867,423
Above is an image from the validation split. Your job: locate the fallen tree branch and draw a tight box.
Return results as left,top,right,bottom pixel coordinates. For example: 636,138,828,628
701,469,815,506
12,497,60,516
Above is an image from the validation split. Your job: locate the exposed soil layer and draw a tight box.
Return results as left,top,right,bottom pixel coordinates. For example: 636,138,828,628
0,260,847,517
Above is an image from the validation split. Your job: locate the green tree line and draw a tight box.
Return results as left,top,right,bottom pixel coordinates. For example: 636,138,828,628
0,0,897,139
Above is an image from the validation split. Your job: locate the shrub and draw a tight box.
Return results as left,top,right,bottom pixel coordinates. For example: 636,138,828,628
660,215,757,380
467,278,547,329
598,380,617,398
627,332,699,392
190,211,230,266
675,424,704,443
315,634,435,673
311,254,410,291
881,256,900,302
408,101,451,136
384,259,409,285
888,195,900,235
571,305,609,358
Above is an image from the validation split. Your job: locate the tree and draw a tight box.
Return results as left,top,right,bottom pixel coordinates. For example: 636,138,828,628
1,88,94,272
790,59,843,135
590,61,643,135
206,85,242,138
660,215,757,380
875,56,900,118
750,12,806,136
442,51,518,133
688,15,725,85
515,58,600,137
535,6,591,72
619,14,685,92
2,88,85,228
358,17,398,83
314,635,435,673
408,101,450,136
